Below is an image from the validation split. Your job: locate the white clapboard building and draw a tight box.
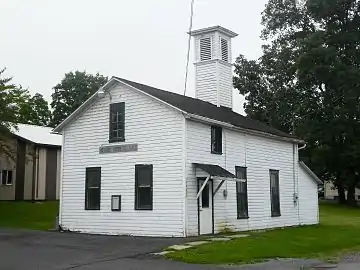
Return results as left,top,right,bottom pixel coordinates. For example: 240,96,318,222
54,26,322,237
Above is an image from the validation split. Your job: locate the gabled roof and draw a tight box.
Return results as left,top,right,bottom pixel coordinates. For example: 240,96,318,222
114,77,299,141
53,76,301,143
299,161,323,185
13,124,62,147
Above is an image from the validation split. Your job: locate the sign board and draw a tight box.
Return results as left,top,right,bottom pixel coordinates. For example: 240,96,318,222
99,144,138,154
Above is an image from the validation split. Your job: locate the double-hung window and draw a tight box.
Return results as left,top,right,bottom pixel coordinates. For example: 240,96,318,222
1,170,13,185
109,102,125,142
270,170,281,217
236,166,248,219
85,167,101,210
211,126,222,154
135,165,153,210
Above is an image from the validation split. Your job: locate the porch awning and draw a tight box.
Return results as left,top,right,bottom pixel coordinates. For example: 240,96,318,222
193,163,245,198
193,163,237,179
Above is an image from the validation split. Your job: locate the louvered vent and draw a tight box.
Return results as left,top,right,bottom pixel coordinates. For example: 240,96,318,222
200,37,212,61
221,38,228,62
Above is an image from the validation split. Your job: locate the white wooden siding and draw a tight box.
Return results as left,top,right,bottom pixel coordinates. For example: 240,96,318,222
195,61,218,105
218,63,233,108
60,83,184,237
186,120,317,235
299,166,319,224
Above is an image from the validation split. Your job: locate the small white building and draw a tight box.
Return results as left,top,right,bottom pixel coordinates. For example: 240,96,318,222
54,26,322,237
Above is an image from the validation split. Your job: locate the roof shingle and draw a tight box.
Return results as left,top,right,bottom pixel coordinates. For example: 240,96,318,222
115,77,299,140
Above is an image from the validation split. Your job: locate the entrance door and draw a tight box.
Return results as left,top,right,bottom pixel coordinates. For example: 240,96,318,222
199,179,213,235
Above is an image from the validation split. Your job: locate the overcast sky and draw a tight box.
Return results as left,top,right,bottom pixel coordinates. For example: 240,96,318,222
1,0,268,114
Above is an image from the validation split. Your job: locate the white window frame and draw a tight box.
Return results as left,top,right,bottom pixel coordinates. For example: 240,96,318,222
1,170,13,186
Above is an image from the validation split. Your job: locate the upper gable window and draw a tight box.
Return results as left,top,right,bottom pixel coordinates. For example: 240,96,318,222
109,102,125,143
200,37,212,61
211,126,222,154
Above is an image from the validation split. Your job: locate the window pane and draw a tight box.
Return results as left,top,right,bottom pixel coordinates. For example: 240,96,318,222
1,171,5,185
138,168,152,186
85,167,101,210
87,173,99,188
270,170,280,216
135,165,153,210
109,103,125,141
201,183,210,208
236,167,248,218
7,171,12,185
211,126,222,153
138,187,151,208
87,188,100,210
236,167,246,180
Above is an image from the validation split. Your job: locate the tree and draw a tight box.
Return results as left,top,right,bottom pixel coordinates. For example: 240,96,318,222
233,0,360,204
0,68,27,159
50,71,108,127
17,92,52,126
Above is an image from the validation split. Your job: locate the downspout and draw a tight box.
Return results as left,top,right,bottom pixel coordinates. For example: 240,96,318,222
298,143,307,223
31,144,37,201
292,143,300,224
36,148,40,199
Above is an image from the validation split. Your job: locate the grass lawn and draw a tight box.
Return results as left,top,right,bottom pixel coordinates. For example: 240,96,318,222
0,201,59,230
167,202,360,264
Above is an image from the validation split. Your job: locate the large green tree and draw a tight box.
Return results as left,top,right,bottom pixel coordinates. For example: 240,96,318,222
17,91,52,126
0,68,28,159
50,71,108,127
233,0,360,204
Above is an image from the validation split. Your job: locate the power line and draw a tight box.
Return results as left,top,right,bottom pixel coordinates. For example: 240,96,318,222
183,0,195,96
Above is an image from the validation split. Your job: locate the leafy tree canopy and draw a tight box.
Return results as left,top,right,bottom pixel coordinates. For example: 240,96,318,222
50,71,108,127
233,0,360,204
0,68,28,159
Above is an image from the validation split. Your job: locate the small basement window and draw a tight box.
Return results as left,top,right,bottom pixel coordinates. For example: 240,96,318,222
211,126,222,154
200,37,212,61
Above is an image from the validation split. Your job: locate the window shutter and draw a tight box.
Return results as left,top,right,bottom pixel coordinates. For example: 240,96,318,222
220,38,228,62
200,37,212,61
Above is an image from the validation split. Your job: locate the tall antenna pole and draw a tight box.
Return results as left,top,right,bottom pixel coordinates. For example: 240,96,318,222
183,0,195,96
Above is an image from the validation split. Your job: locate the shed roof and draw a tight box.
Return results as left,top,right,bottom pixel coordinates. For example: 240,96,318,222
13,124,62,147
193,163,237,178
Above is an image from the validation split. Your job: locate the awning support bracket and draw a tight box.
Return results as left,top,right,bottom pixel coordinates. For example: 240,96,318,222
196,175,210,199
213,180,225,195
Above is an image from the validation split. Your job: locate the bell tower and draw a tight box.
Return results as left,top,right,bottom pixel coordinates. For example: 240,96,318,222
189,26,238,108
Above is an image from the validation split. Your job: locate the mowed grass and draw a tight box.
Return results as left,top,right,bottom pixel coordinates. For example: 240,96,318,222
167,202,360,264
0,201,59,230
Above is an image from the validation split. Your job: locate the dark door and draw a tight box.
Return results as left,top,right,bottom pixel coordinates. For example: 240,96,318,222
45,148,58,200
15,140,26,200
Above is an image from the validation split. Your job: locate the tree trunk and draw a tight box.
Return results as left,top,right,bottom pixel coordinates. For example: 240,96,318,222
337,183,346,204
347,183,357,206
